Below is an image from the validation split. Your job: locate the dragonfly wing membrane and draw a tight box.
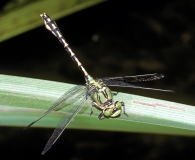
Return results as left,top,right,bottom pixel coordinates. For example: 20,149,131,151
101,73,164,84
100,73,174,92
24,85,86,129
41,90,87,155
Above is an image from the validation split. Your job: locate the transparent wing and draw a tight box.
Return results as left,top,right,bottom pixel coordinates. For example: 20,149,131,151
101,73,164,83
100,73,174,92
41,90,88,155
24,85,86,130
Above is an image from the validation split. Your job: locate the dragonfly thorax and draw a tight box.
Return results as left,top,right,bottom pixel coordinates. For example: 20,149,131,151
88,79,113,105
88,79,124,119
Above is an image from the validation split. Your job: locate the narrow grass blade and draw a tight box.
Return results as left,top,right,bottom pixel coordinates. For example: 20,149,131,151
0,74,195,136
0,0,105,42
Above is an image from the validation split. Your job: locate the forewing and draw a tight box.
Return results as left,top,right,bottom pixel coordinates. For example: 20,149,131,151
100,73,174,92
24,85,86,129
101,73,164,85
41,90,88,155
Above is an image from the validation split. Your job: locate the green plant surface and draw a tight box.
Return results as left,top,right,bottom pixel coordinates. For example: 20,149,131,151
0,74,195,136
0,0,105,42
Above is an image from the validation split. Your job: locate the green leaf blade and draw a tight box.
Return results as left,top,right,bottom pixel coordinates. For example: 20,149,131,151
0,74,195,136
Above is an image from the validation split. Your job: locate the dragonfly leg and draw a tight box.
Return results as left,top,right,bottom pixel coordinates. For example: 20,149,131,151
86,89,90,100
112,91,118,96
121,102,128,117
98,112,105,120
90,101,98,115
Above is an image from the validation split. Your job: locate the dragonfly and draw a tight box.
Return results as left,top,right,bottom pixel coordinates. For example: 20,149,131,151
25,13,174,155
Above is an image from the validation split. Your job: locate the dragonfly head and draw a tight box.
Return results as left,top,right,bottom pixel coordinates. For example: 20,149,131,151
103,101,123,118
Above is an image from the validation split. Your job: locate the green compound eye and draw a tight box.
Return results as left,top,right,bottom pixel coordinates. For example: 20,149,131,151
115,101,123,109
103,108,122,118
104,109,113,117
111,109,121,118
103,101,123,118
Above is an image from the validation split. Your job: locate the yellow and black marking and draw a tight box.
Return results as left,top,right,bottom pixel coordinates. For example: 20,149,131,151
40,13,90,82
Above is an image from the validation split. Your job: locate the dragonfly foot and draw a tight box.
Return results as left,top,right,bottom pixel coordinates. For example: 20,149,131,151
121,102,128,117
112,91,118,96
98,112,105,120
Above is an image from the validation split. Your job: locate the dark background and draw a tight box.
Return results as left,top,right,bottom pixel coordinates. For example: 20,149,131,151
1,0,195,159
